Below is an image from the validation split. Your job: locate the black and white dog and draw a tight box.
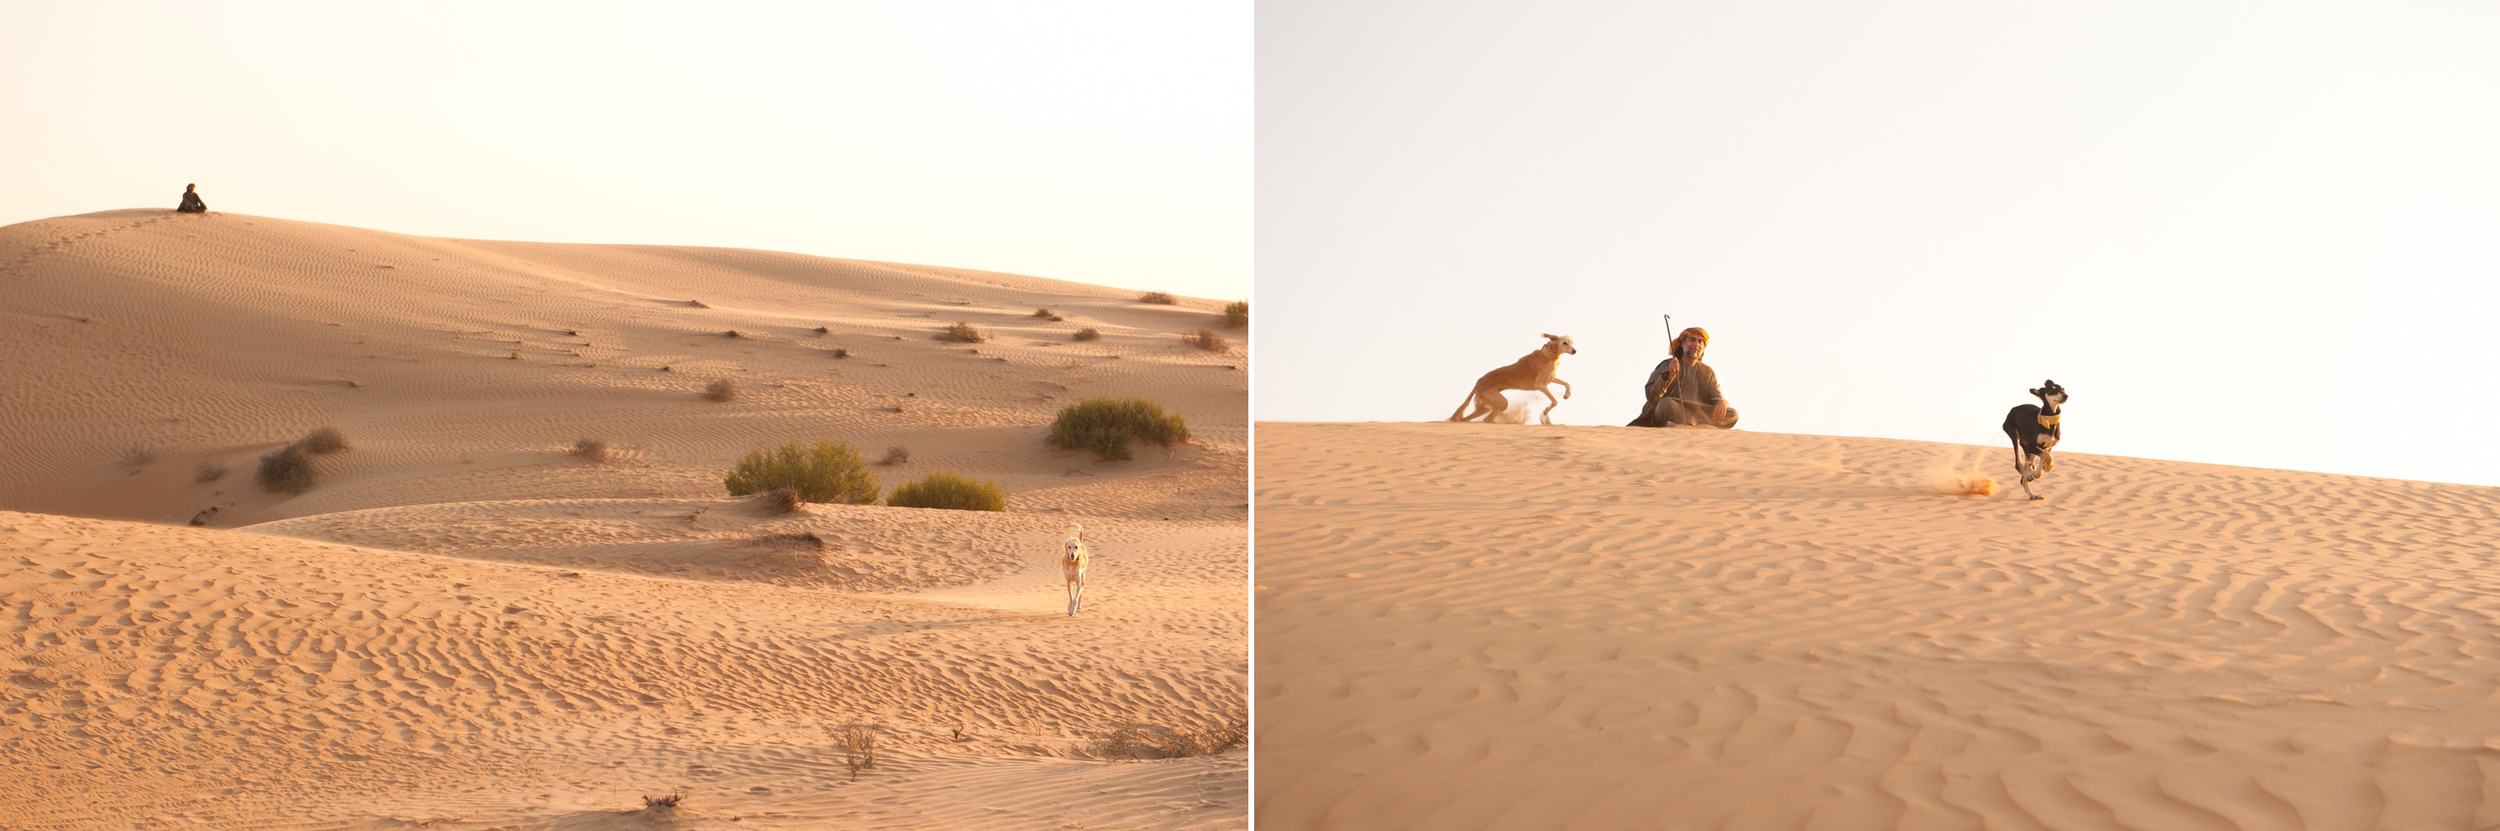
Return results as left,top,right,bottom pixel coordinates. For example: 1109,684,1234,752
2001,380,2067,501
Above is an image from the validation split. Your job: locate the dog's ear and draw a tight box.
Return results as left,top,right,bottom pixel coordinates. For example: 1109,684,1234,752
2042,379,2056,387
1541,333,1558,340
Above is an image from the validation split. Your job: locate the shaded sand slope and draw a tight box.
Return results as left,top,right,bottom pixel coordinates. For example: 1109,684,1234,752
1257,422,2500,831
0,209,1245,829
0,209,1243,526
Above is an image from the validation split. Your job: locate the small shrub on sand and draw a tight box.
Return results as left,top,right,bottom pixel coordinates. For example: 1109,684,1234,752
1032,308,1063,321
723,439,879,504
570,437,610,462
194,462,227,482
723,329,742,338
814,326,831,334
1073,327,1101,342
1187,328,1227,353
299,426,349,455
1221,300,1247,328
833,348,852,358
121,448,156,468
755,530,825,550
256,445,313,494
1089,717,1248,760
643,790,686,810
887,472,1006,511
836,722,882,780
940,321,986,343
1138,291,1176,305
704,379,738,402
755,487,800,514
879,445,910,466
1050,397,1190,461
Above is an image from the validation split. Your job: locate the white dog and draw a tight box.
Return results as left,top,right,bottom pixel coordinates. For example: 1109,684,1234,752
1063,524,1090,616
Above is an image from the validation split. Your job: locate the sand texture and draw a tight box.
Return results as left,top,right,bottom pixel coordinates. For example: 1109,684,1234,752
1256,421,2500,831
0,209,1245,829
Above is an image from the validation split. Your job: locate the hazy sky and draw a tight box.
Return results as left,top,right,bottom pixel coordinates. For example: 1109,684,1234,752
3,1,1248,300
1259,1,2500,487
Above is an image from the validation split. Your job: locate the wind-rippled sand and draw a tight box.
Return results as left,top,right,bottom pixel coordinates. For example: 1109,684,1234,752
0,208,1244,829
1257,421,2500,831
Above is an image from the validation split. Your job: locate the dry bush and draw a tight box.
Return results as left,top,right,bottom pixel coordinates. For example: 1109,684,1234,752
299,426,349,455
570,437,611,462
723,439,880,504
1222,300,1248,328
940,321,986,343
879,445,910,466
121,448,156,468
704,379,738,402
686,299,708,308
1050,397,1190,461
754,530,826,550
836,722,882,780
194,462,227,482
886,471,1006,511
814,326,830,334
1073,327,1101,342
256,445,313,494
1138,291,1176,305
1187,328,1228,353
642,790,686,810
723,329,742,338
833,348,852,359
1088,717,1248,760
1032,308,1063,321
755,487,800,514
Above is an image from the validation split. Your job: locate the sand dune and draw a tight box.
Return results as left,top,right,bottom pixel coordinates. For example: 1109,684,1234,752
0,208,1244,829
1256,421,2500,831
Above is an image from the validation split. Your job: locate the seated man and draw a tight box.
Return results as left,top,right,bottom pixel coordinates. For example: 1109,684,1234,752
177,184,207,214
1628,327,1738,429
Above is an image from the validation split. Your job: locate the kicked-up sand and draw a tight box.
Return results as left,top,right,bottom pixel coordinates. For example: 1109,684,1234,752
0,208,1245,829
1257,421,2500,831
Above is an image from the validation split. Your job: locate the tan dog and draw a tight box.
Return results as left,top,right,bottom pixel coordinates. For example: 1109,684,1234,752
1063,523,1090,616
1449,334,1576,424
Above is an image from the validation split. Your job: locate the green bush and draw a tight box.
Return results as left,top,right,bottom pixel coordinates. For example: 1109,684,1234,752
887,471,1007,511
1050,397,1190,461
723,439,879,504
1222,300,1247,328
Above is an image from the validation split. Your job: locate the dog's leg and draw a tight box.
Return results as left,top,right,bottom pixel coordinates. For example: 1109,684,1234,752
1539,386,1561,425
1450,388,1480,422
1555,377,1572,400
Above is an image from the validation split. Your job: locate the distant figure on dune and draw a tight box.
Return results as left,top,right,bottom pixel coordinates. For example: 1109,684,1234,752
177,184,207,214
1064,523,1091,616
1629,327,1738,429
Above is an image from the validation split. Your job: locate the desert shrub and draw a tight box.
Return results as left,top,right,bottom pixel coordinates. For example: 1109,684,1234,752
1032,308,1063,321
879,445,910,466
723,439,879,504
1089,717,1248,760
833,348,852,358
723,329,742,338
570,437,610,462
1073,328,1101,342
1138,291,1176,305
836,722,882,780
887,472,1006,511
1222,300,1248,328
754,487,800,514
1187,328,1227,352
1050,397,1190,461
814,326,830,334
940,321,986,343
194,462,227,482
643,790,686,810
300,427,349,455
704,379,738,402
121,448,156,468
256,445,313,494
755,530,825,550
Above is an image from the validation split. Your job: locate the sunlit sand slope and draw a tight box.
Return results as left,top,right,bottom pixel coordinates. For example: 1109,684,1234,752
1257,421,2500,831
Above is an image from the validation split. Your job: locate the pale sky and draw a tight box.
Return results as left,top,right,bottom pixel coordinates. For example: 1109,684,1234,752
2,1,1249,301
1259,1,2500,487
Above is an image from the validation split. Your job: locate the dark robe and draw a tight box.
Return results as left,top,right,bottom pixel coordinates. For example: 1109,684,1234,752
177,189,207,214
1629,359,1737,428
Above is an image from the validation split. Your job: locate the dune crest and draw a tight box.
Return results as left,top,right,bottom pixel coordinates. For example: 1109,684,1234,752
1258,421,2500,831
0,210,1244,829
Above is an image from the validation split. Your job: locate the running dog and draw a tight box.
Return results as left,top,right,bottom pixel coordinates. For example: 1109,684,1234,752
2002,380,2068,501
1063,524,1090,616
1449,334,1575,425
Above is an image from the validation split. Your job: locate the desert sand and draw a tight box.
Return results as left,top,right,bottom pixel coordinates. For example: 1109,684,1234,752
1257,421,2500,831
0,208,1245,829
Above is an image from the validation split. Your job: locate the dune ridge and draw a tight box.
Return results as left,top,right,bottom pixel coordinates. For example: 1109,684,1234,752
0,208,1244,829
1257,421,2500,831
